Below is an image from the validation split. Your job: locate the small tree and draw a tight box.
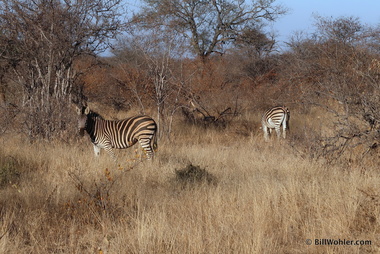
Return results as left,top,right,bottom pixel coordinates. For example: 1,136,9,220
113,28,187,138
314,15,364,44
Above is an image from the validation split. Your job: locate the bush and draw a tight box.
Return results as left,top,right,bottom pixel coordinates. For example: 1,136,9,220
174,164,217,186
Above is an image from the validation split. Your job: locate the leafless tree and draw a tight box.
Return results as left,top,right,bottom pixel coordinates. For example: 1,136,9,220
313,15,364,44
113,27,188,138
0,0,123,139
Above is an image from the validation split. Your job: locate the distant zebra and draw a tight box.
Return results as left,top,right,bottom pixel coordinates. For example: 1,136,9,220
76,106,157,160
261,106,290,141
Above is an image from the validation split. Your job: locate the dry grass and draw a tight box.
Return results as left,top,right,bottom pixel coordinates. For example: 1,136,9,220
1,119,380,253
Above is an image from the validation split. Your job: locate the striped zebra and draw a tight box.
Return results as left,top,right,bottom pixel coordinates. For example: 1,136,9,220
76,106,157,160
261,106,290,141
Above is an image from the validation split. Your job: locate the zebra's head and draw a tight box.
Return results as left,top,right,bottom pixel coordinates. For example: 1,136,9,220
76,106,90,136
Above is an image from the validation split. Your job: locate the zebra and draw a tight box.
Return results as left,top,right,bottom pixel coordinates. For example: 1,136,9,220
261,106,290,141
76,106,157,160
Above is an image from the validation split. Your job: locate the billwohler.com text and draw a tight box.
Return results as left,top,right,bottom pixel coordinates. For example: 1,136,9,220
306,238,372,246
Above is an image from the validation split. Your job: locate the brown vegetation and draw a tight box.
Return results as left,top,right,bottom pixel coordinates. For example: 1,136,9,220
1,1,380,252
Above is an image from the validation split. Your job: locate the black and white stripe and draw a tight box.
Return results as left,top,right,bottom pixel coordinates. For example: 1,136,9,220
261,106,290,141
77,106,157,160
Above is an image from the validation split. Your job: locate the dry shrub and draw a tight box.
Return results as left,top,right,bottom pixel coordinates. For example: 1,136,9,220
174,163,217,186
276,25,380,162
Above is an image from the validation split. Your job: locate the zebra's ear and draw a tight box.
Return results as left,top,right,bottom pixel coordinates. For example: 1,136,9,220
75,105,82,115
84,107,91,115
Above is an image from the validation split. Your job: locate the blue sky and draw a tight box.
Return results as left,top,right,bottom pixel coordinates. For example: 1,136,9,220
273,0,380,48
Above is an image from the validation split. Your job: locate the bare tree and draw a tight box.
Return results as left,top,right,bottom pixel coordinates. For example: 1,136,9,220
113,27,188,138
131,0,287,59
0,0,123,139
314,15,364,44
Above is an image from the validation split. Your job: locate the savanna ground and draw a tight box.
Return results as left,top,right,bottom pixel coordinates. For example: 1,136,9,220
1,109,379,254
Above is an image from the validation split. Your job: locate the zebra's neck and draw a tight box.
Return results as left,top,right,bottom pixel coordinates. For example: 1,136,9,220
86,115,101,142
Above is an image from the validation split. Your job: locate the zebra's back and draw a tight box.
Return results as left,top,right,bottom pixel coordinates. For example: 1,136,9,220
102,115,157,149
262,106,288,127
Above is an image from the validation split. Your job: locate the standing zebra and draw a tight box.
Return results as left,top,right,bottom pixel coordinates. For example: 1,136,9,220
261,106,290,141
76,106,157,160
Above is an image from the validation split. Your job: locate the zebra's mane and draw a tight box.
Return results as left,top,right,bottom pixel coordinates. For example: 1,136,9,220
87,111,104,120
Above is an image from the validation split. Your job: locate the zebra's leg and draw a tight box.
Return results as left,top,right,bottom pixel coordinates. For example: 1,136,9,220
138,138,154,160
282,122,287,139
275,126,281,139
263,125,270,142
93,144,101,156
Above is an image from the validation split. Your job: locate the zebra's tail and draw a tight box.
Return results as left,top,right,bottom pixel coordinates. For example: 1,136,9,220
286,115,290,131
152,131,158,152
285,108,290,131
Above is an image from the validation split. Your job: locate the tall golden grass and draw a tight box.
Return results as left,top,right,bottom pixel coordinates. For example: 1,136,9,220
0,115,379,253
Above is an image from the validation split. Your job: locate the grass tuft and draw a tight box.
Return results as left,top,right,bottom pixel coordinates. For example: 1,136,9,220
174,163,217,186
